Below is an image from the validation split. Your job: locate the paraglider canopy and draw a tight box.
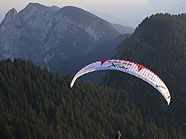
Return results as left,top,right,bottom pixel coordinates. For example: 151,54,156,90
70,59,171,105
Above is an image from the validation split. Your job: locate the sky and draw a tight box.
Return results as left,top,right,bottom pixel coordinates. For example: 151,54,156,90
0,0,185,27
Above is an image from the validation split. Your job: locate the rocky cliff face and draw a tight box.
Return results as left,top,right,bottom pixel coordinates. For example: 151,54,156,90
0,3,120,67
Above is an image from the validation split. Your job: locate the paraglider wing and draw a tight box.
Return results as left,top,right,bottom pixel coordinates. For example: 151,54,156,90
70,59,171,105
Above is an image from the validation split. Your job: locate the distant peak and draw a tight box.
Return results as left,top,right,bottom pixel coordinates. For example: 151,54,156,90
7,8,18,15
2,8,18,24
61,6,85,12
58,6,98,21
62,6,81,9
24,2,58,13
28,2,41,6
26,2,47,9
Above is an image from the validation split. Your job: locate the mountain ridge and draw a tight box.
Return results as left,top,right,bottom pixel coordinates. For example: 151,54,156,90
0,3,122,75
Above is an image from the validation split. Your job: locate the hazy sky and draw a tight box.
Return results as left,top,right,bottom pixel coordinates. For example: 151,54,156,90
0,0,185,27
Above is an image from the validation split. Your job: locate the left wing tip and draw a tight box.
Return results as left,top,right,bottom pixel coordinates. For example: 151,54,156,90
70,83,74,88
167,96,171,105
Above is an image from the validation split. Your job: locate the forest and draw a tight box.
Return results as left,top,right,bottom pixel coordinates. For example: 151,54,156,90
0,59,184,139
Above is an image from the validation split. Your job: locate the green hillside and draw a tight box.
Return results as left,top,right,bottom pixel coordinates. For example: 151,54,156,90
107,13,186,137
0,59,184,139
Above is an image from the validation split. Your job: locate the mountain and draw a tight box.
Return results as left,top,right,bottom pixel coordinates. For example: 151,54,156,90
0,3,120,73
48,34,130,75
106,13,186,134
47,33,130,85
0,59,184,139
111,23,134,34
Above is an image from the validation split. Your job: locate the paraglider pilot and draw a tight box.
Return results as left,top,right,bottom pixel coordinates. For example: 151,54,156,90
115,131,122,139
